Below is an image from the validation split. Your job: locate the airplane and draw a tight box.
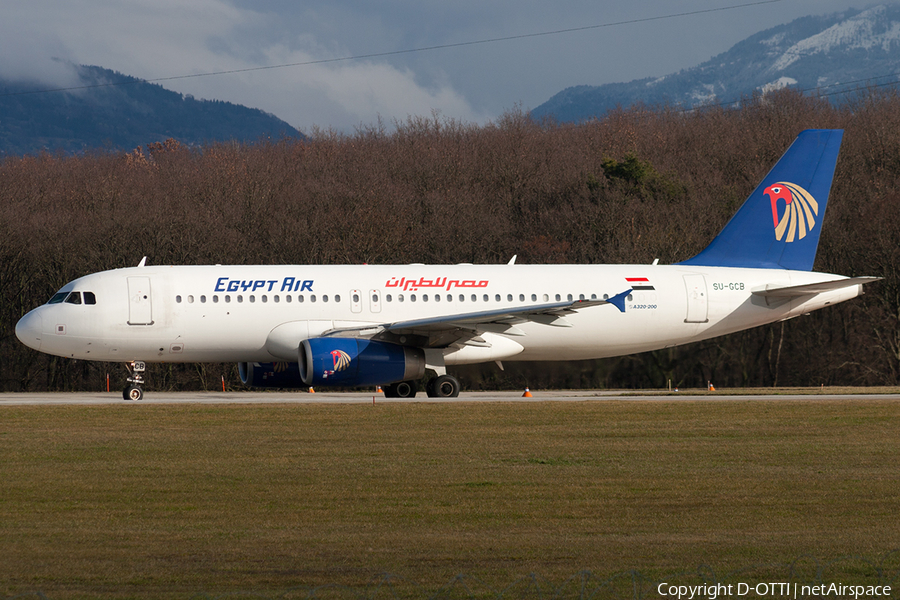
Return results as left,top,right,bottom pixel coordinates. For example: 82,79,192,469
15,129,879,401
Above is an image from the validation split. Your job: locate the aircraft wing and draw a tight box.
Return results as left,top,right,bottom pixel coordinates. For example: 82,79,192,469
320,289,632,345
752,277,881,298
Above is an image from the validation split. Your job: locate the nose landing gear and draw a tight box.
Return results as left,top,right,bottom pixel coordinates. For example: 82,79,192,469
123,361,146,401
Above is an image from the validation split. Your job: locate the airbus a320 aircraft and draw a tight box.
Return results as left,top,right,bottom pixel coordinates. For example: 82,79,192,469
16,129,879,400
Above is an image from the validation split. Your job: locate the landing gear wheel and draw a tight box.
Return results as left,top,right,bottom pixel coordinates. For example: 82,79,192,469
384,381,418,398
426,374,460,398
122,360,147,402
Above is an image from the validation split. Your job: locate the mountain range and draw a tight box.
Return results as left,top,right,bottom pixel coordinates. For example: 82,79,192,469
5,5,900,154
532,4,900,122
0,64,301,156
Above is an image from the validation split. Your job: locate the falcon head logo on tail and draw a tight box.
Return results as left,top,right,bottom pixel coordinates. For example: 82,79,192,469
765,182,819,243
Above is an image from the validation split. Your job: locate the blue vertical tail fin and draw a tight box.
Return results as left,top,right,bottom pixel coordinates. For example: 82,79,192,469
678,129,843,271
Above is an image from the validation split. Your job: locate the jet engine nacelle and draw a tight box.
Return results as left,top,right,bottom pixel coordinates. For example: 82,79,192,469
238,361,305,388
299,338,425,387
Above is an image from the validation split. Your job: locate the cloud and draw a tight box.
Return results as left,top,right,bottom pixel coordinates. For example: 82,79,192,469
0,0,487,132
1,0,879,132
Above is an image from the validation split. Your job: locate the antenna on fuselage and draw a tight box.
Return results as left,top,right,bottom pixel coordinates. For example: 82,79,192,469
137,257,147,268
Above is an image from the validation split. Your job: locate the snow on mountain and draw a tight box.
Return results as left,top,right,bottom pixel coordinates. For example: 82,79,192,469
532,4,900,123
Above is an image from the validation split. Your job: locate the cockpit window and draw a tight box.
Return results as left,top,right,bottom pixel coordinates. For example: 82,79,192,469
47,290,97,305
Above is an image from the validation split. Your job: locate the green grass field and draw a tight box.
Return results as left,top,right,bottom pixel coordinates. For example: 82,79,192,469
1,399,899,599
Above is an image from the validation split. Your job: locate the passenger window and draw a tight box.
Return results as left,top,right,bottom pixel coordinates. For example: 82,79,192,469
386,294,392,302
249,295,255,303
555,294,561,301
323,295,329,303
411,294,417,302
335,294,341,303
176,295,183,303
298,295,305,303
507,294,513,302
495,294,501,302
83,292,97,305
519,294,525,302
398,294,405,302
213,295,219,303
200,295,207,303
65,292,82,305
188,295,194,303
311,295,317,303
262,295,268,303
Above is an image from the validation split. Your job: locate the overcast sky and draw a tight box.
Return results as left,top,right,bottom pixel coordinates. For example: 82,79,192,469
0,0,888,134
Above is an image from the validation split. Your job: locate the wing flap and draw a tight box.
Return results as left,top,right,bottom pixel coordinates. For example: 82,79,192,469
319,290,631,344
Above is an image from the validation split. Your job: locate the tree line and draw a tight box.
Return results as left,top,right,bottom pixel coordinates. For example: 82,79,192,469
1,88,898,392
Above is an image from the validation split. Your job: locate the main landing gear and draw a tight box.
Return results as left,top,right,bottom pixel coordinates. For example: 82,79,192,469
382,374,461,398
426,374,461,398
122,360,146,401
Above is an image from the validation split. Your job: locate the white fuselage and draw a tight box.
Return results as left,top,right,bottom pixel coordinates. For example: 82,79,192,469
15,263,862,365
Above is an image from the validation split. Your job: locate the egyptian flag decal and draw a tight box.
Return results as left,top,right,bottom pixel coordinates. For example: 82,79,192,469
625,277,655,291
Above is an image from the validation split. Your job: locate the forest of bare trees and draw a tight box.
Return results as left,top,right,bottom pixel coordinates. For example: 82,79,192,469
1,89,898,392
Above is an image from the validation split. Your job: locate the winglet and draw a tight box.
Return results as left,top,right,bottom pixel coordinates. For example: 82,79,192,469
606,289,631,313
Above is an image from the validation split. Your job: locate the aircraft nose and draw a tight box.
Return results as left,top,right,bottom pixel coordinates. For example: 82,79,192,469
15,310,43,351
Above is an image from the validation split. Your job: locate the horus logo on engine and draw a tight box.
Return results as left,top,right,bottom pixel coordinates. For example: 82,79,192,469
331,349,351,372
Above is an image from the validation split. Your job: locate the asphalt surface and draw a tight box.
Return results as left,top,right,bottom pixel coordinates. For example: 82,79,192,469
1,390,898,405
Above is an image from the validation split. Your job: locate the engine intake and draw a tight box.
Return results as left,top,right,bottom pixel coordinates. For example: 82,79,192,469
299,338,425,387
238,362,305,388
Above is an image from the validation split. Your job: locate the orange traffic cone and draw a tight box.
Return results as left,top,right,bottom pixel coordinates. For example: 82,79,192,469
308,387,315,393
707,382,716,391
522,387,533,397
376,386,383,393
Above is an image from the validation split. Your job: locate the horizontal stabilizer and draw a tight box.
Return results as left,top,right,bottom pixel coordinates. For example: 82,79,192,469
752,277,881,298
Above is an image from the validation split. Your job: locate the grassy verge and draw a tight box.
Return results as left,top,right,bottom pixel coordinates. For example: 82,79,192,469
1,400,899,599
610,386,900,395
